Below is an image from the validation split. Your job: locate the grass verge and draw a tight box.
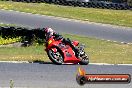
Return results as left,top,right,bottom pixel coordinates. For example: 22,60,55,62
0,34,132,64
0,1,132,27
0,23,16,26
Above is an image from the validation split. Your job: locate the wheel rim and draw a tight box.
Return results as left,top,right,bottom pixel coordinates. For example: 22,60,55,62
49,50,63,63
79,51,89,62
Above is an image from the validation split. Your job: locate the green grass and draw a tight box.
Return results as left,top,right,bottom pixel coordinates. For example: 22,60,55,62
0,1,132,64
0,23,16,26
0,34,132,64
0,1,132,27
0,46,48,62
0,23,26,28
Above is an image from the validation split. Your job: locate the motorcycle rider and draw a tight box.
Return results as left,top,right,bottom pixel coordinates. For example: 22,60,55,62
44,27,80,57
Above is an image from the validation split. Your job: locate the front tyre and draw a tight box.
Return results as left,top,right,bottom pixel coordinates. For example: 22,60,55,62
47,48,64,65
79,53,89,65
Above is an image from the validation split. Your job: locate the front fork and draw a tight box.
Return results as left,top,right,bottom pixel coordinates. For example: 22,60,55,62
78,44,86,57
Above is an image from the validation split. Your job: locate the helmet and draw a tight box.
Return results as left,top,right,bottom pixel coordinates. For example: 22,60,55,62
44,27,54,35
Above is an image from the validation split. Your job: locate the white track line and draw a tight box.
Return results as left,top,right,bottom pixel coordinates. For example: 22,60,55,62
0,61,29,63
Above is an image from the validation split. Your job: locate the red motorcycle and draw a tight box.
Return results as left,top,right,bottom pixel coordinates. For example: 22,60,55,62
45,36,89,65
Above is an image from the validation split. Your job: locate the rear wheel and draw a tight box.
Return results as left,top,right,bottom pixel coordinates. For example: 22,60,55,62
47,47,64,65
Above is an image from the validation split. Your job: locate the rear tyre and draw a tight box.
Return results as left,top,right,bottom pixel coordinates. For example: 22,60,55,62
47,47,64,65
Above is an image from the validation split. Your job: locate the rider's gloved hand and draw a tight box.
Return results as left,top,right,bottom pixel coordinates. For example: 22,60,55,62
54,33,63,40
56,35,63,40
63,38,71,44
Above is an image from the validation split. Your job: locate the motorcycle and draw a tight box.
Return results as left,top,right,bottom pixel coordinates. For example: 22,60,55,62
45,36,89,65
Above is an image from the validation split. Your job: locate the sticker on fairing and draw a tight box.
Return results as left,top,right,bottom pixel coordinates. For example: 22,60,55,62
48,40,52,45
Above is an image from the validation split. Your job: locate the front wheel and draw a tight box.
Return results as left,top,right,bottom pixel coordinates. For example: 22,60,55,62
47,48,64,65
79,52,89,65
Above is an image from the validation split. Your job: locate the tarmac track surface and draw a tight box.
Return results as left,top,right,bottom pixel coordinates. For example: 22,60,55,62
0,63,131,88
0,10,132,43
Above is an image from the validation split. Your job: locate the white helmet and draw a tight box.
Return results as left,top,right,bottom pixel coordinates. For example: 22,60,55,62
45,27,54,35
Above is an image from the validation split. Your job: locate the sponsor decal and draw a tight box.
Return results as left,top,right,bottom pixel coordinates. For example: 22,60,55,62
48,40,52,45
